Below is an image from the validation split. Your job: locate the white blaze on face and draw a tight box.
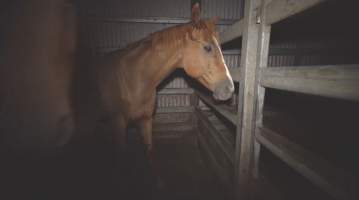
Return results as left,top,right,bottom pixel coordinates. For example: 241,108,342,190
212,36,234,86
210,36,235,101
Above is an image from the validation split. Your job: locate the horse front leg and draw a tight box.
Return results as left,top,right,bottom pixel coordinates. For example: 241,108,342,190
139,117,153,159
111,115,128,155
140,116,164,179
139,116,165,189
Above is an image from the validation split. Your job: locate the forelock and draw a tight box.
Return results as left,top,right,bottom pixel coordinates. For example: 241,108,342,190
191,20,218,40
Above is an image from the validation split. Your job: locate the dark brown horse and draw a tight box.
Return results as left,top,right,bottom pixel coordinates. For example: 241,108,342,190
94,3,234,159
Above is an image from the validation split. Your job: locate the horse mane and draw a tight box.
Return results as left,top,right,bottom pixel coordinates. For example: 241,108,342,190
150,20,218,48
116,19,218,54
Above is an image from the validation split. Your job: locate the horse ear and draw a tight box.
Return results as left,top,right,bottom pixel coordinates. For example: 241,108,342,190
212,16,219,25
191,3,201,24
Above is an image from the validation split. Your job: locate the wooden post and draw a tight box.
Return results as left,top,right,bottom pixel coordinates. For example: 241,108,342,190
253,0,272,179
234,0,261,199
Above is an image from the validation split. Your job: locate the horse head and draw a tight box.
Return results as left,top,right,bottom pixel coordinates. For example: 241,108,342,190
181,3,234,101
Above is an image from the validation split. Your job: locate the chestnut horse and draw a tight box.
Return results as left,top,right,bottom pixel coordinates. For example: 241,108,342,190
96,4,234,159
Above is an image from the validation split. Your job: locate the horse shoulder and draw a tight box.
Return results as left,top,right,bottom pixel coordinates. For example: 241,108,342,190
127,91,156,121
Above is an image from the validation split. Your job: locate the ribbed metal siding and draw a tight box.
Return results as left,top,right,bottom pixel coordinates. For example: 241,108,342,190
223,52,241,69
79,0,243,20
268,55,296,66
80,23,231,53
202,0,244,20
157,95,191,107
80,22,173,51
78,0,190,18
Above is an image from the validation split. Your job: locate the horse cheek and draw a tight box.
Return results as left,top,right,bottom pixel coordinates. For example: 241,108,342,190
185,64,202,78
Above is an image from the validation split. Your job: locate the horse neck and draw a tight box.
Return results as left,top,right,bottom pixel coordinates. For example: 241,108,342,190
138,43,182,91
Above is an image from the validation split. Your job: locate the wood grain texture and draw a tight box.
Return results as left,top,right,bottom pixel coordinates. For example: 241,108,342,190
260,65,359,101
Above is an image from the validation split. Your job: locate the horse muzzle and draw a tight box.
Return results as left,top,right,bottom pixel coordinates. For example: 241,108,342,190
213,79,234,101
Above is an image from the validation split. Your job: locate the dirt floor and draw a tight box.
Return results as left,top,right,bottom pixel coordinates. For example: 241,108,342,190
152,132,225,200
1,130,224,200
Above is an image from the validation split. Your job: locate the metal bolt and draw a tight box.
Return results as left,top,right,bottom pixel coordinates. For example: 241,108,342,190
256,14,261,24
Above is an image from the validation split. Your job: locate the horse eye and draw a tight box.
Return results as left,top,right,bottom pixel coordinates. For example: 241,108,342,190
203,45,212,53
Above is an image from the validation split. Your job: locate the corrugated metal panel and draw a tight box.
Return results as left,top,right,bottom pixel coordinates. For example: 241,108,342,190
202,0,244,20
78,0,243,20
78,0,190,18
80,22,173,50
157,94,191,108
223,53,241,69
268,55,295,67
80,23,231,51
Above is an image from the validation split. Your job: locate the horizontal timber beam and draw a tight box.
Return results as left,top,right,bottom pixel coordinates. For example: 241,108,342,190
260,65,359,101
220,19,244,44
196,91,237,125
196,107,234,165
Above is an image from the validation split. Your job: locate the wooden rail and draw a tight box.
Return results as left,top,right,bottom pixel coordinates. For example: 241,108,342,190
256,126,357,200
196,108,235,165
260,65,359,101
197,130,232,188
220,19,244,44
196,91,237,125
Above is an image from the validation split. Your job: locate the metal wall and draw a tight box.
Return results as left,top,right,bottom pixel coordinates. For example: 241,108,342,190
78,0,243,19
78,0,191,19
202,0,244,19
80,21,232,51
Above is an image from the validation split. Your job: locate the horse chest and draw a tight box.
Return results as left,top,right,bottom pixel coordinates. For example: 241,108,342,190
122,92,156,121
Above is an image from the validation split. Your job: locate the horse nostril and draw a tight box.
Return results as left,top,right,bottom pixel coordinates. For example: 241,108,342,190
213,79,234,101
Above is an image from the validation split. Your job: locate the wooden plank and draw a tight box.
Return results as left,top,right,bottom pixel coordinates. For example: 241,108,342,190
220,19,244,44
253,0,272,179
229,68,241,82
260,65,359,101
157,88,194,95
256,126,358,200
196,108,234,165
196,91,237,125
234,0,261,199
265,0,326,24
